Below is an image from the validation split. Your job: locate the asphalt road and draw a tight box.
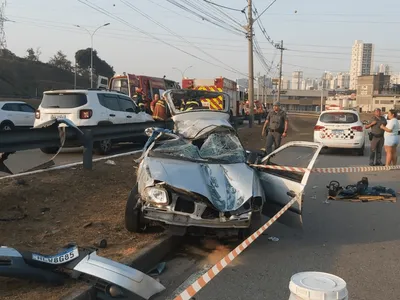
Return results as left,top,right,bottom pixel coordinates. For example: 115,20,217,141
153,125,400,300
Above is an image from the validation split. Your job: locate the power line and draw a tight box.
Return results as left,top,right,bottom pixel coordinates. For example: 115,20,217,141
121,0,245,76
202,0,245,12
77,0,247,76
198,0,244,28
253,0,277,22
165,0,245,35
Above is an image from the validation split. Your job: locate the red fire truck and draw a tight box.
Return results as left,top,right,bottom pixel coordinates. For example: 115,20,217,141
181,77,242,117
98,73,180,111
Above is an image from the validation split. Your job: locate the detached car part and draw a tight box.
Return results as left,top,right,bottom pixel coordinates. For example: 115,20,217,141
0,245,165,299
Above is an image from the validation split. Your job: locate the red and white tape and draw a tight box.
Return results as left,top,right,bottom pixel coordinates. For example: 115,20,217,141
250,164,400,173
173,197,298,300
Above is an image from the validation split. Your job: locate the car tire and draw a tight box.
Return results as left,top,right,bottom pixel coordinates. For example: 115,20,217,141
0,121,15,131
238,211,262,241
94,139,113,155
40,147,60,154
357,145,365,156
125,184,145,233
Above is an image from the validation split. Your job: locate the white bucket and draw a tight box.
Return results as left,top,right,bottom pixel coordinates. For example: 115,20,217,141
289,272,348,300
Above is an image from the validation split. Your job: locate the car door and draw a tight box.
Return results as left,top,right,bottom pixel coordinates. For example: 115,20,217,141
118,95,154,123
2,103,23,126
18,104,36,127
255,141,322,228
98,94,125,124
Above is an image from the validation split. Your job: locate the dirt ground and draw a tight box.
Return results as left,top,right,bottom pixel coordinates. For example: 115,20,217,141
0,116,316,299
0,155,164,300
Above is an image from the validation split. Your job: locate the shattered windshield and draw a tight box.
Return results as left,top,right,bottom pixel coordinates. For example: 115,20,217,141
153,132,246,164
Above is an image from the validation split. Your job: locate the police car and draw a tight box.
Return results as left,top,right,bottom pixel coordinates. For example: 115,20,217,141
313,110,365,155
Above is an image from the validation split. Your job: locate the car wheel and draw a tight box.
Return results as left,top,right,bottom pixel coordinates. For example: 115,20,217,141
94,139,113,155
40,147,60,154
357,145,365,156
0,121,15,131
125,184,145,233
238,211,262,241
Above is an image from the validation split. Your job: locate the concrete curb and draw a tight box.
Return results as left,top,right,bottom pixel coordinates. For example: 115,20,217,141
62,234,183,300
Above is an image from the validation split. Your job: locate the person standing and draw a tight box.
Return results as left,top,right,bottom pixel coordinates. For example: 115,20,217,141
380,109,399,166
261,101,288,154
365,108,387,166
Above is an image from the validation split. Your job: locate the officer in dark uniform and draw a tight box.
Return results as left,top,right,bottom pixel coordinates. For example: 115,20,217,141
262,101,288,154
365,108,386,166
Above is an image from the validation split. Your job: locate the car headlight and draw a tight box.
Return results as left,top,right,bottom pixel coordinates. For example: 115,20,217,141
143,187,169,205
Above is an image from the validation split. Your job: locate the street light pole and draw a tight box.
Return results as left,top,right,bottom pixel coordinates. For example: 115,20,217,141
172,66,193,78
75,23,110,88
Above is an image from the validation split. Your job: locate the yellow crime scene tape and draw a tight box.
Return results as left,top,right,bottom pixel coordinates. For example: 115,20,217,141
173,197,298,300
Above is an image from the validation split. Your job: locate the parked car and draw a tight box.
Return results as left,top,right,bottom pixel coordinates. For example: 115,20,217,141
125,89,322,239
313,110,365,155
34,89,154,155
0,101,36,131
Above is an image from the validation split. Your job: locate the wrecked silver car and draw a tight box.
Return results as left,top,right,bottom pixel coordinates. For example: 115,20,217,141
125,89,322,238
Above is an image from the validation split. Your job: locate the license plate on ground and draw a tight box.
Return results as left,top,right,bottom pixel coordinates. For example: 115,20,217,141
51,115,66,120
332,130,344,135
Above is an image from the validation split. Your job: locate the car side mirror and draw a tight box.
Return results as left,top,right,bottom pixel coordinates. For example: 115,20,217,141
135,107,140,113
126,108,134,113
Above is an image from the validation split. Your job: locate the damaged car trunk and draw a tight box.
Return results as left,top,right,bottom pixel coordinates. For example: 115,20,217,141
125,89,322,238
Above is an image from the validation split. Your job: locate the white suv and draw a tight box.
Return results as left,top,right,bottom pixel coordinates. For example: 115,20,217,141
313,110,365,156
34,89,154,155
0,101,36,131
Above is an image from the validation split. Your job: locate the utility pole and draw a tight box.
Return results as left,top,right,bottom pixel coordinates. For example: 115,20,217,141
247,0,255,128
276,40,286,102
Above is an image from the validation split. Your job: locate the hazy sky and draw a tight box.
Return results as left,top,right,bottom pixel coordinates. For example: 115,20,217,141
4,0,400,82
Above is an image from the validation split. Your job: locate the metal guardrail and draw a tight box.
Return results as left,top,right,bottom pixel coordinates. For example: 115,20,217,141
0,120,175,173
0,117,244,174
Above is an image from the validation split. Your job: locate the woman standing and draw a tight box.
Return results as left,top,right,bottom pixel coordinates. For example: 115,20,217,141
380,109,399,166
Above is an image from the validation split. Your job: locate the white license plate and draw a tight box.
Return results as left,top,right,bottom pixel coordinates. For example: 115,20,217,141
32,247,79,264
332,130,344,135
51,115,66,120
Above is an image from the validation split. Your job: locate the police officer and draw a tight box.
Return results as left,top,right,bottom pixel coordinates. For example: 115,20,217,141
365,108,386,166
262,101,288,155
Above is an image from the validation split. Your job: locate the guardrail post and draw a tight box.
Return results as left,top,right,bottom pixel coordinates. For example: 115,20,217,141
82,129,93,170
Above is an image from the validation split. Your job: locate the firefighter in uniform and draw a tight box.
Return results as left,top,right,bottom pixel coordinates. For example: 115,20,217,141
132,88,145,112
182,98,202,111
152,96,169,121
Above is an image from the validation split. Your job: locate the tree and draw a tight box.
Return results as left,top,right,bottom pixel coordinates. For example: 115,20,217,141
75,48,114,78
25,47,40,61
48,50,72,72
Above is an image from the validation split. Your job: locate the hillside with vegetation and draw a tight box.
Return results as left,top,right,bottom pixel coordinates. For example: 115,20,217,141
0,48,115,98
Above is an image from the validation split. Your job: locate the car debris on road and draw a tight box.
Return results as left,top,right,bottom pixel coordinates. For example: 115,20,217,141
0,243,165,299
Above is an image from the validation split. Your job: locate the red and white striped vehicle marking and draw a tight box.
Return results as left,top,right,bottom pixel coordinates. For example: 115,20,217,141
173,197,298,300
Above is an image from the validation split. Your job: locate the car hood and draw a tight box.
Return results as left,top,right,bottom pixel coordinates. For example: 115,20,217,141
172,111,233,139
140,157,263,212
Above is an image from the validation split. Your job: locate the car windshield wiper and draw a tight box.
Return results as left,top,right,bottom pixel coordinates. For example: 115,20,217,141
46,105,60,108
